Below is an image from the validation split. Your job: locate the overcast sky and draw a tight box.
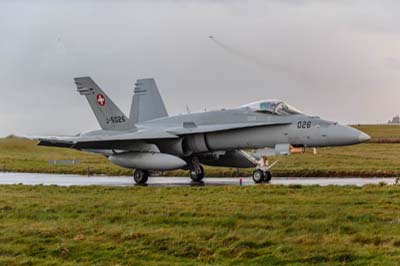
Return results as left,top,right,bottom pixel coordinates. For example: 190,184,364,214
1,0,399,136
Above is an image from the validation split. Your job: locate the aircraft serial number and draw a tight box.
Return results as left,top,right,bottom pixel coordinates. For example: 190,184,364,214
106,116,126,124
297,121,311,129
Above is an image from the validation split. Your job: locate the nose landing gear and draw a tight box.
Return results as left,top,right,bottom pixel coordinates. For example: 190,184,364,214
252,169,272,183
252,157,277,184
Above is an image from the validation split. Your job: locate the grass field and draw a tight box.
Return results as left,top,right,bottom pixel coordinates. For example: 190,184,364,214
1,126,400,265
1,185,400,265
0,124,399,177
353,124,400,143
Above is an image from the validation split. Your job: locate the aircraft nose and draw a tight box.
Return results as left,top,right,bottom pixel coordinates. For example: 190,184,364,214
340,126,371,145
328,124,371,146
358,132,371,143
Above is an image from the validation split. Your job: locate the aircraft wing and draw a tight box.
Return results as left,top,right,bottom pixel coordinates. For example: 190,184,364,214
37,129,178,149
167,121,292,135
37,121,290,150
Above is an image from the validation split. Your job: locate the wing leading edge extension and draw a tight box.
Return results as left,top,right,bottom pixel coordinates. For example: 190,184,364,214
167,121,292,135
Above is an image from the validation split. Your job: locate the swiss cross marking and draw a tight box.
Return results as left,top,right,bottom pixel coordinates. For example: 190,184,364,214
96,94,106,106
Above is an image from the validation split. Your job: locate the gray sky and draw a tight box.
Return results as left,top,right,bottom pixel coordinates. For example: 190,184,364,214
1,0,399,136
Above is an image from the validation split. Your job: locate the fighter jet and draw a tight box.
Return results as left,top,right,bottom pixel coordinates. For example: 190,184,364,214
38,77,370,184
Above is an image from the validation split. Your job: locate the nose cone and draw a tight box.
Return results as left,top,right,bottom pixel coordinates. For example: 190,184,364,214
328,125,371,146
358,132,371,143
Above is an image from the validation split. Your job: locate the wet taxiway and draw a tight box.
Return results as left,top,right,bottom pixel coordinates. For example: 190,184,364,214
0,172,396,187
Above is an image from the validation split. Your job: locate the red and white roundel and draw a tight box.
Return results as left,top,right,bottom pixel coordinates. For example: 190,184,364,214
96,94,106,107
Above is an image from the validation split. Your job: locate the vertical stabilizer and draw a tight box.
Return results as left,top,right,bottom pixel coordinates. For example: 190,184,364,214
129,78,168,125
74,77,132,131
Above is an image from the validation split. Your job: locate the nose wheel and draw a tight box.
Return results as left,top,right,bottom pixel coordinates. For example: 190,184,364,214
252,169,272,183
133,169,149,184
264,171,272,183
252,169,264,183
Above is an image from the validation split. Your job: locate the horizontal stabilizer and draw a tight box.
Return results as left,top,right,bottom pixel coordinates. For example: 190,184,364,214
38,139,74,148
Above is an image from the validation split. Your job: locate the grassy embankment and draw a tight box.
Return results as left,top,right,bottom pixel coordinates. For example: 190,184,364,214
0,124,399,177
1,185,400,265
353,124,400,143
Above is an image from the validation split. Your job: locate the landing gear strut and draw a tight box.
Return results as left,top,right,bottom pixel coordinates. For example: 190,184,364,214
189,157,204,182
133,169,149,184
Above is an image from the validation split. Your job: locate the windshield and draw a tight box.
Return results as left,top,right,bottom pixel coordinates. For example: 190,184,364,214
241,100,303,115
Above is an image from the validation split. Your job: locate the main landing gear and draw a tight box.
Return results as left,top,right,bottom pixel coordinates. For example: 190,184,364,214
133,161,206,185
252,169,272,184
133,169,149,185
189,157,204,182
189,164,204,182
133,157,206,185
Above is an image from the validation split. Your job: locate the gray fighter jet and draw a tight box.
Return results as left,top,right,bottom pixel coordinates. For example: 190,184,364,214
38,77,370,184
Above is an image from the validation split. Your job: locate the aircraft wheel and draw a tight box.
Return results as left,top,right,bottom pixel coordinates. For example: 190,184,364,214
264,171,272,183
252,169,265,184
134,169,149,184
190,165,204,182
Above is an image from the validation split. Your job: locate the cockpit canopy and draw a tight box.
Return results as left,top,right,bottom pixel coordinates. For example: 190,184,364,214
241,100,303,115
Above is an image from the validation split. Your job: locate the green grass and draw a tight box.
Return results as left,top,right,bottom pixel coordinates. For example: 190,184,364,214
353,124,400,143
0,137,128,176
0,124,399,177
1,185,400,265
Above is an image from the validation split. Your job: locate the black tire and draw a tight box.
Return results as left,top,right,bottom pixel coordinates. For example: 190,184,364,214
252,169,265,183
264,171,272,183
190,165,204,182
134,170,149,184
